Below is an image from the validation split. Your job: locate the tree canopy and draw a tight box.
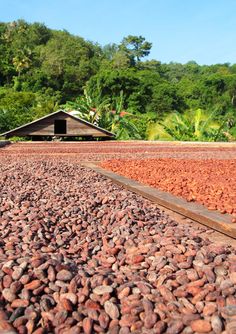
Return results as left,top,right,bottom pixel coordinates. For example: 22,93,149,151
0,19,235,141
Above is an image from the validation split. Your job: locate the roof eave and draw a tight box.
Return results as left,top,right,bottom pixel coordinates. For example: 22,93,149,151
0,109,116,138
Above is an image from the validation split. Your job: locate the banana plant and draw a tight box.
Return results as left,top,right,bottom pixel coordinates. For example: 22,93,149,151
147,109,227,141
109,91,141,139
62,90,141,139
62,89,111,125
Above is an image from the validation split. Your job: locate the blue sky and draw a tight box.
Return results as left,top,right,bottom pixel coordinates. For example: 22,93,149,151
0,0,235,65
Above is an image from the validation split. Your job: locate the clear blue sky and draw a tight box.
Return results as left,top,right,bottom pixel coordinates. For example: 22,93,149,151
0,0,235,65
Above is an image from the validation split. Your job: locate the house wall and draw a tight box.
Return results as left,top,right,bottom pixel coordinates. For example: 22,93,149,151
0,141,11,148
6,112,110,137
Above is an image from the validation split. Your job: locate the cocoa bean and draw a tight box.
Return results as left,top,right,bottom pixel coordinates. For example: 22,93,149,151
190,319,212,333
104,301,120,319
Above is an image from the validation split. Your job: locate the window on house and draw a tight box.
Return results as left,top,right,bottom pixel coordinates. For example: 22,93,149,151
54,120,67,134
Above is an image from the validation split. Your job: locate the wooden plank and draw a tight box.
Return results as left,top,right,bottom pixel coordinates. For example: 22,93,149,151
83,162,236,239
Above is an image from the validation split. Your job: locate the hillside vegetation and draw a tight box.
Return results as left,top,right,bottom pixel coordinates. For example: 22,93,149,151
0,20,236,140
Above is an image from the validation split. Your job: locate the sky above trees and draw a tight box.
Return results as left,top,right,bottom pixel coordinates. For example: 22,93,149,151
0,0,235,65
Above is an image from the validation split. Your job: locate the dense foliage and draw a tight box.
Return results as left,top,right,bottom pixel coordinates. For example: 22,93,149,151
0,20,235,140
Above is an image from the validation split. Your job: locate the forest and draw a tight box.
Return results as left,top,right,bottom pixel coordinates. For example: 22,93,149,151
0,20,236,141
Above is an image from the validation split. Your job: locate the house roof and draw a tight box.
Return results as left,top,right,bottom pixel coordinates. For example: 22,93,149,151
1,109,115,137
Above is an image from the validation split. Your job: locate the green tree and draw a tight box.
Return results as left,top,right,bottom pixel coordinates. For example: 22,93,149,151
39,30,101,100
111,51,132,69
86,69,140,107
120,35,152,64
2,20,51,82
0,87,58,133
102,43,119,60
148,82,186,114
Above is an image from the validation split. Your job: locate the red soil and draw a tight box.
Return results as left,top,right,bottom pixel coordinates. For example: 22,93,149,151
101,158,236,219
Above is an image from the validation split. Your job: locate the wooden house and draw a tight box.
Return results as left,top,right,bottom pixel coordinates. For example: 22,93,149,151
1,110,115,139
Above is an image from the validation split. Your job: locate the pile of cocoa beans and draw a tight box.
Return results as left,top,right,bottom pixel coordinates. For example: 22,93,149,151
101,158,236,219
0,156,235,333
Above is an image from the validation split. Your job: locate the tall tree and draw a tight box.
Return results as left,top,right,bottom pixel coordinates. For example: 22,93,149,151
39,30,101,100
120,35,152,64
